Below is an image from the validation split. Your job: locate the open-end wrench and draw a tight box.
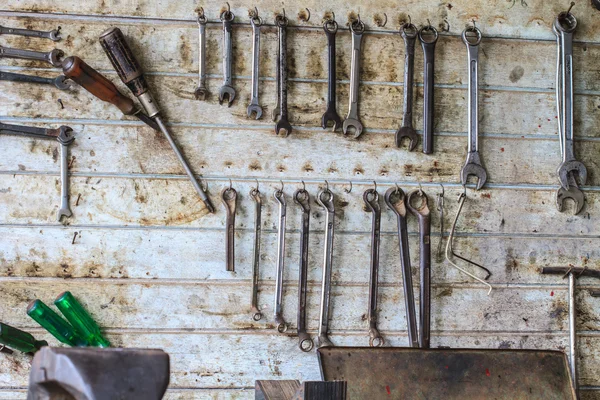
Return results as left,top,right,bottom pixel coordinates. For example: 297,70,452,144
556,173,585,214
275,15,292,136
342,19,365,138
364,188,384,347
0,46,64,67
294,188,314,352
194,11,208,100
0,71,70,90
460,26,487,190
419,25,438,154
406,189,431,349
316,188,335,347
272,34,281,122
247,14,263,119
273,188,288,333
250,187,263,321
219,10,236,107
321,19,342,131
384,187,419,348
0,25,61,41
395,23,419,151
221,186,237,272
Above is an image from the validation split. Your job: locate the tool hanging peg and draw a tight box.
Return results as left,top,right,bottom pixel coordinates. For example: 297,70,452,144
419,21,438,154
275,10,292,136
219,3,236,106
247,8,264,119
343,15,365,138
222,181,237,272
195,8,208,100
396,17,419,151
321,13,342,131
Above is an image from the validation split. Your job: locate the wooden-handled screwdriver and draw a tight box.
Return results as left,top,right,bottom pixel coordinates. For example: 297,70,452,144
98,27,215,213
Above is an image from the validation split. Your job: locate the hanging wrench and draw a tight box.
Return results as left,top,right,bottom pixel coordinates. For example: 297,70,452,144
364,188,384,347
272,31,281,122
384,187,419,348
0,25,61,42
342,18,365,138
273,188,288,333
316,187,335,348
250,186,263,321
406,189,431,348
0,71,70,90
419,24,438,154
0,45,64,67
395,23,419,151
221,185,237,272
460,26,487,190
321,18,342,131
294,187,314,352
556,174,585,214
219,10,236,107
194,10,208,100
247,14,263,119
275,14,292,136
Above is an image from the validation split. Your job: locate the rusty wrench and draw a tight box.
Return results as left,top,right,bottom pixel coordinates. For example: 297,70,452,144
343,19,365,138
219,10,235,106
0,71,70,90
221,185,237,272
395,23,419,151
419,25,438,154
0,25,61,41
295,187,314,352
316,187,335,347
273,188,288,333
247,14,263,119
321,19,342,131
250,186,263,320
364,188,384,347
275,15,292,136
194,11,208,100
0,45,64,68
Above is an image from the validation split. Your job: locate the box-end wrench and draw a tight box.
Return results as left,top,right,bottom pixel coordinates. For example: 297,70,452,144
406,189,431,349
0,71,70,90
384,187,419,348
0,45,64,67
419,25,438,154
219,10,236,107
395,23,419,151
460,26,487,190
342,19,365,139
195,11,208,100
364,188,384,347
247,15,263,119
221,186,237,272
275,15,292,136
0,25,61,41
273,188,288,333
250,186,263,321
316,188,335,348
294,188,314,352
321,19,342,131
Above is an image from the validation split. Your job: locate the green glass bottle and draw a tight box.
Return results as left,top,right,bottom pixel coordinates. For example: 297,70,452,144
54,291,110,348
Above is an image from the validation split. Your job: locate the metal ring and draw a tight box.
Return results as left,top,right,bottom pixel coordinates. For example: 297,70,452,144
462,25,482,46
277,323,288,333
197,7,207,24
300,338,314,352
418,24,439,44
324,19,338,33
220,9,235,21
350,17,366,34
402,22,418,38
369,336,384,347
276,10,289,26
253,312,263,321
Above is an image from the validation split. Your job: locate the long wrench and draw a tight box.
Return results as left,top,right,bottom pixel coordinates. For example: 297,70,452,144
0,25,61,41
275,15,292,136
219,10,236,107
273,188,288,333
295,188,314,352
419,25,438,154
395,23,419,151
316,188,335,347
0,45,64,67
0,71,70,90
194,11,208,100
250,186,263,321
460,26,487,190
321,19,342,131
247,15,263,119
342,19,365,138
221,186,237,272
364,189,384,347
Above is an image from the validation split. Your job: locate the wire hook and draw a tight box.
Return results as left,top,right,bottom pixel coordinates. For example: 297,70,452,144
198,7,205,18
375,12,387,28
328,11,336,22
394,182,400,194
418,182,424,196
344,181,353,194
566,1,575,14
301,180,306,191
228,178,232,190
427,18,432,30
325,180,330,192
373,181,377,192
253,178,259,192
299,7,310,22
279,180,284,192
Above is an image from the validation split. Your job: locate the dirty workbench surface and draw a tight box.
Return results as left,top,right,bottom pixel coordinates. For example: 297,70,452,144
1,0,600,399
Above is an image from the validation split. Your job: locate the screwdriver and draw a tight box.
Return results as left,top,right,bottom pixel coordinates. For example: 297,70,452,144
27,300,89,347
99,27,215,213
0,322,48,353
61,56,160,132
54,291,110,348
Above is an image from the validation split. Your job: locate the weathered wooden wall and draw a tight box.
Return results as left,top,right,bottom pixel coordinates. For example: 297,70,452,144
1,0,600,398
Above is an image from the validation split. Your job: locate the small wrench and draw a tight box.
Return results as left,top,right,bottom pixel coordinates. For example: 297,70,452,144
321,19,342,131
316,188,335,348
395,23,419,151
419,25,438,154
219,10,236,107
0,45,64,67
247,14,263,119
406,189,431,349
384,187,419,348
0,25,61,42
275,15,292,136
194,11,208,100
460,26,487,190
364,188,384,347
342,19,365,138
221,186,237,272
250,186,263,321
294,188,314,352
0,71,70,90
273,188,288,333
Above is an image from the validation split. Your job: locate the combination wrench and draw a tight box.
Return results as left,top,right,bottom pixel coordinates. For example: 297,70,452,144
321,18,342,131
250,186,263,321
221,185,237,272
294,187,314,352
316,188,335,347
384,187,419,348
194,10,208,100
364,188,384,347
0,25,61,41
460,26,487,190
0,71,70,90
395,23,419,151
273,188,288,333
247,14,263,119
0,46,64,68
342,18,365,138
274,14,292,136
419,24,438,154
219,10,236,107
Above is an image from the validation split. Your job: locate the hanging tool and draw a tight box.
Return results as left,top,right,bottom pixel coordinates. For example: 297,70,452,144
0,71,70,90
27,300,89,347
321,16,342,131
342,16,365,138
395,21,419,151
273,184,288,333
219,6,236,106
54,291,110,348
294,185,313,352
419,23,438,154
99,27,214,213
316,185,335,348
250,184,263,321
275,12,292,136
0,45,64,67
435,185,445,262
0,322,48,353
221,183,237,272
247,10,263,119
195,8,208,100
364,187,384,347
0,24,61,41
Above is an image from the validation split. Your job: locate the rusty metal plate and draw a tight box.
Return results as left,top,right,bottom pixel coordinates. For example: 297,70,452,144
318,347,575,400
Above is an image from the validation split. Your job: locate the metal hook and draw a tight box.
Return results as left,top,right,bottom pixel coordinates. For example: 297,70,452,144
373,181,377,193
250,6,258,18
198,7,205,18
253,179,259,192
299,7,311,22
436,184,445,261
441,18,450,32
418,182,423,196
282,8,286,18
226,2,231,13
394,182,400,194
471,19,476,29
405,14,412,26
344,181,353,194
279,180,284,192
325,180,329,192
375,12,387,27
427,18,432,30
357,13,362,24
329,11,336,22
301,180,306,191
229,178,232,190
566,1,575,14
